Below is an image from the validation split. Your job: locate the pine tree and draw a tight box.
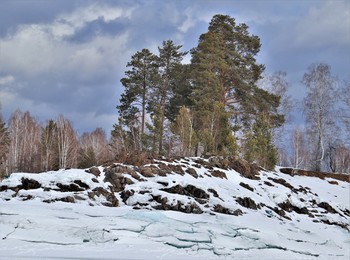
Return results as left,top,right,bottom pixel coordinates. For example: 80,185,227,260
166,64,193,122
244,113,278,170
118,48,159,151
190,14,283,160
149,40,187,154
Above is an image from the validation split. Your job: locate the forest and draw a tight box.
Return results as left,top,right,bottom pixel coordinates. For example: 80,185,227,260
0,15,349,178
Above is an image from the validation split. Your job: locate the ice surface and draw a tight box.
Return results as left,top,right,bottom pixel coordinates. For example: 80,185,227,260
0,199,349,259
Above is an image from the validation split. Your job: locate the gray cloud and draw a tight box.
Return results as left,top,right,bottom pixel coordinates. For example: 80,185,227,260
0,0,349,134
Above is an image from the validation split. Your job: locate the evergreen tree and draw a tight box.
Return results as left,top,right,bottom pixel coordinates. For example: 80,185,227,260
149,40,187,154
118,48,159,151
190,14,283,159
166,64,193,122
244,113,278,170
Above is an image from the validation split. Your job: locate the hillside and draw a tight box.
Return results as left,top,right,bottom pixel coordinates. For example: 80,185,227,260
0,157,349,259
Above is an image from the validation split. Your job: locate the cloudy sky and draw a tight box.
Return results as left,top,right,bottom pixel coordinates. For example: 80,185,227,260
0,0,349,135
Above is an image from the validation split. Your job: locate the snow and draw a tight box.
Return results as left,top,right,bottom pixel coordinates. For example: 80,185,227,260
0,158,349,259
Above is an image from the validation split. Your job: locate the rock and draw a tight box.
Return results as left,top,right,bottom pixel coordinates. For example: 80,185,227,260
139,166,155,177
186,168,198,178
60,196,75,203
85,167,100,177
120,190,135,204
56,183,84,192
236,197,258,210
44,196,76,204
0,185,8,191
213,204,243,216
208,188,219,198
250,163,260,178
239,182,254,192
73,180,90,189
268,177,295,191
105,164,141,181
318,202,337,214
21,178,41,190
161,184,209,199
158,163,172,175
264,181,274,187
328,180,338,185
194,158,213,170
167,164,185,175
104,171,134,192
153,200,203,214
230,158,260,180
278,201,309,215
211,170,227,179
157,181,168,187
139,165,167,177
150,194,168,205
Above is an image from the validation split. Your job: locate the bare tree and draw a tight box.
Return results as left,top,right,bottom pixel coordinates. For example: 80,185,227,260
259,71,293,166
290,127,309,169
171,106,197,156
7,110,41,173
79,128,112,168
56,115,78,169
0,113,10,177
302,63,337,171
41,120,58,171
339,81,350,143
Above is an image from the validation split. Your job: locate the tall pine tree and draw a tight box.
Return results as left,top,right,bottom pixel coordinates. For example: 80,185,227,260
149,40,187,154
118,48,159,151
190,14,283,159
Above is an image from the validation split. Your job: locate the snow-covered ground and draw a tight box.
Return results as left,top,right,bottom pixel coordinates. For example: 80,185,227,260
0,157,349,259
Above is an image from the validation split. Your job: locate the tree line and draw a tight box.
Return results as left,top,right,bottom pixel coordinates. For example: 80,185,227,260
0,110,113,178
0,14,349,177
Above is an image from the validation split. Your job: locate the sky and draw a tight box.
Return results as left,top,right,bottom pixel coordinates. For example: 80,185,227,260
0,0,349,135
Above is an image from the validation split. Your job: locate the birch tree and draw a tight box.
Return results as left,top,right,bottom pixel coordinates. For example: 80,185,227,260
41,120,58,171
302,63,336,171
171,106,197,156
0,113,9,177
7,110,41,173
56,115,78,169
79,128,111,168
290,127,308,169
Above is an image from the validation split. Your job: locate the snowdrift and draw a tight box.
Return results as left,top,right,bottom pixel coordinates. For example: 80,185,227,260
0,157,349,259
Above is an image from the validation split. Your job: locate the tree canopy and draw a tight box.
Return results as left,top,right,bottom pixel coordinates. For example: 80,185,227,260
115,14,284,169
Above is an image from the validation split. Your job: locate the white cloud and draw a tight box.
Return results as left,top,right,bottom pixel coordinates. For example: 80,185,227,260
294,1,350,48
0,75,15,85
0,4,132,79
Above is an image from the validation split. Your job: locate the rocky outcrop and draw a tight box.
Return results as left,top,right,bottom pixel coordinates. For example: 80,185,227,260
230,158,260,180
213,204,243,216
85,167,101,177
161,185,209,200
103,170,134,192
21,178,42,190
236,197,259,210
1,156,349,232
280,168,350,183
